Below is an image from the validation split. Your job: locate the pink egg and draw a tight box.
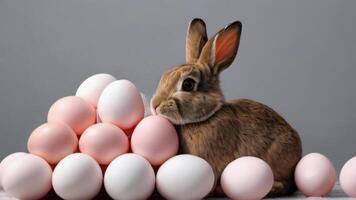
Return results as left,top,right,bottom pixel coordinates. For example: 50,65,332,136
27,122,78,164
0,152,27,189
340,156,356,197
131,115,178,166
295,153,336,196
221,156,274,200
48,96,96,135
97,80,144,130
2,154,52,200
79,123,129,165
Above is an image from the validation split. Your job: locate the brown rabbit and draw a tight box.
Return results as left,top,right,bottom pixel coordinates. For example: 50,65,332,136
150,18,302,197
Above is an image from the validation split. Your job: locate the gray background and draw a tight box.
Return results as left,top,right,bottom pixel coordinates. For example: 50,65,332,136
0,0,355,172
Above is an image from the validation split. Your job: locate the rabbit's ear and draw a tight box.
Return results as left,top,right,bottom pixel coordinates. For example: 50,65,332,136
198,21,242,75
186,18,208,63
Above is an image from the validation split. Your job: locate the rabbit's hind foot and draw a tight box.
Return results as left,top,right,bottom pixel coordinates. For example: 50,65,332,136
267,180,297,197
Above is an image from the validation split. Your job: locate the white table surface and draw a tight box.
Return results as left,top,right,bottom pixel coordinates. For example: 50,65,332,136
1,183,354,200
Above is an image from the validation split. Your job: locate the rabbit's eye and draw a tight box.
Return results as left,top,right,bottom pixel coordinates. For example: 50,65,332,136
182,78,195,91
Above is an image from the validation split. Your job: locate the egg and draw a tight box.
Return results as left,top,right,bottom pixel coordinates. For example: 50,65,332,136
104,153,155,200
295,153,336,196
79,123,129,165
97,80,144,130
48,96,96,135
221,156,273,200
27,122,78,164
131,115,178,166
52,153,102,200
76,73,116,108
0,152,27,189
156,154,215,200
141,93,151,117
2,154,52,200
340,156,356,197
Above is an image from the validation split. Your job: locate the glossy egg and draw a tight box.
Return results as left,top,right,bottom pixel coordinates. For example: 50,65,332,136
0,152,27,189
131,115,178,166
79,123,129,165
295,153,336,196
221,156,274,200
76,73,116,108
2,154,52,200
28,122,78,164
97,80,144,130
48,96,96,135
52,153,102,200
340,156,356,197
104,153,155,200
156,154,215,200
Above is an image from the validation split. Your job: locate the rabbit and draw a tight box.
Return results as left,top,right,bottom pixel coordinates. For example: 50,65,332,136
150,18,302,197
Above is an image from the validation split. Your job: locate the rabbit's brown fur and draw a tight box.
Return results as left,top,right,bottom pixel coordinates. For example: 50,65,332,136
151,19,302,197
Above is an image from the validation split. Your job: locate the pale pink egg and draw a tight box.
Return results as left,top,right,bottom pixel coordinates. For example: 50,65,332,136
97,80,144,130
27,122,78,164
340,156,356,197
131,115,178,166
75,73,116,108
0,152,27,189
2,154,52,200
47,96,96,135
295,153,336,196
221,156,274,200
79,123,129,165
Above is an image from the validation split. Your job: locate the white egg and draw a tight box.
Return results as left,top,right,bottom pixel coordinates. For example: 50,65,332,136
221,156,274,200
140,93,152,117
97,80,144,130
2,154,52,200
104,153,155,200
52,153,103,200
156,154,215,200
0,190,17,200
76,73,116,108
0,152,27,189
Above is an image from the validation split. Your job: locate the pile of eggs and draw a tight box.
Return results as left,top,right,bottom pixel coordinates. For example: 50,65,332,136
0,73,356,199
0,73,216,200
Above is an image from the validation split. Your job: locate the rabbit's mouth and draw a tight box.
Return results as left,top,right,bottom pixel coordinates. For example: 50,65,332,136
153,100,184,125
150,92,224,125
153,100,223,125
